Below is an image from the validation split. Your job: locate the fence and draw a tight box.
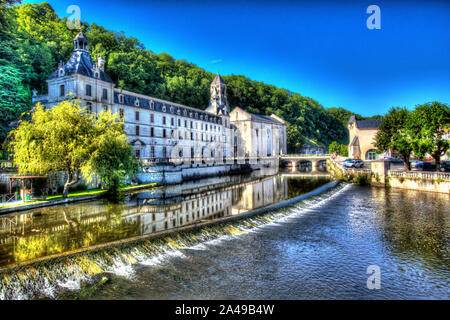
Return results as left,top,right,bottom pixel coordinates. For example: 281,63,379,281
0,193,17,204
0,160,16,171
389,170,450,181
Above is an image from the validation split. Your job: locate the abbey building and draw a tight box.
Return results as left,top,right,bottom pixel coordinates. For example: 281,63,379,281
32,32,286,168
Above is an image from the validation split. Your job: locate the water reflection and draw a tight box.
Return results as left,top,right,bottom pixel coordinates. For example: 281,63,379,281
0,174,330,268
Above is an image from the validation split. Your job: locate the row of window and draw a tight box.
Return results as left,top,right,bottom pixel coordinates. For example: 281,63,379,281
122,110,222,132
137,146,220,158
134,126,220,142
117,94,223,125
59,84,109,100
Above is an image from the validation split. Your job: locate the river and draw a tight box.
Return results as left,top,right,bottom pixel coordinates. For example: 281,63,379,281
0,171,448,300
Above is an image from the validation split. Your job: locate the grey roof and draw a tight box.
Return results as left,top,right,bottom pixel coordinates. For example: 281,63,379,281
74,30,89,43
250,113,283,124
212,73,225,85
348,115,382,129
49,50,113,83
113,91,223,125
355,119,382,129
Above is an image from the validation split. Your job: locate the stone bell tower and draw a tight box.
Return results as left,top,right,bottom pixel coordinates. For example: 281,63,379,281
206,73,229,116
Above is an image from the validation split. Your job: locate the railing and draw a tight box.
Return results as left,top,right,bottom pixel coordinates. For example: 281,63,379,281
0,193,17,204
389,170,450,181
0,160,16,171
281,154,330,158
31,94,49,103
140,156,279,166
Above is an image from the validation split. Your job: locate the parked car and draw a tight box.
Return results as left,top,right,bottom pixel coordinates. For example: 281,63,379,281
383,157,403,164
440,161,450,172
343,159,364,168
410,160,423,169
416,162,436,171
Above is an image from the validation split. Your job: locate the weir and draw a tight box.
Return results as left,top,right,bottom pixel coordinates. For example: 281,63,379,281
0,175,342,300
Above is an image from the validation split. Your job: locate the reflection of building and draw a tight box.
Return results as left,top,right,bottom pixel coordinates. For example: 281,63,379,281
348,116,382,160
32,32,286,165
231,176,288,215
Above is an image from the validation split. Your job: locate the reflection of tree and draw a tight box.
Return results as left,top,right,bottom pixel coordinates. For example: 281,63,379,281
7,201,142,266
286,177,330,199
375,188,449,266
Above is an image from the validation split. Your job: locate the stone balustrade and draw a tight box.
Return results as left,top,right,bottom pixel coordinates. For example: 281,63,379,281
389,170,450,181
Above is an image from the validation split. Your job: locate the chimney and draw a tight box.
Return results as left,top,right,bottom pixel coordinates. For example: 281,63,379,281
97,56,105,72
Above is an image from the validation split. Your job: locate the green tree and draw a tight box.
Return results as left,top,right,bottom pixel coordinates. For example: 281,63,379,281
375,107,413,170
286,122,304,153
82,111,139,196
0,63,30,144
408,102,450,171
7,100,138,198
328,141,348,156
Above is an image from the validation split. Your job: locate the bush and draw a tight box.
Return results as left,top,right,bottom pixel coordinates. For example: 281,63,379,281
355,173,371,186
69,183,88,192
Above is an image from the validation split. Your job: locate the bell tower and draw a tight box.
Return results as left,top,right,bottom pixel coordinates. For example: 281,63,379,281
207,73,229,116
73,30,89,52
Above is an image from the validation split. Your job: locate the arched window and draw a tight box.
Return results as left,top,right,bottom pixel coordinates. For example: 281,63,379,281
365,149,379,160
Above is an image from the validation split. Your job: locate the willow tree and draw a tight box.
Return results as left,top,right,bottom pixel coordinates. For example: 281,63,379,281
82,110,139,197
8,99,137,198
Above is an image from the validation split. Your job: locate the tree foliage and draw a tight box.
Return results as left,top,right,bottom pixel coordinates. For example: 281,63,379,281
7,100,138,198
375,107,414,170
328,141,348,157
407,102,450,171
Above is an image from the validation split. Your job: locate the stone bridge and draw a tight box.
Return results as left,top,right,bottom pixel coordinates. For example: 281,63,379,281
280,154,330,170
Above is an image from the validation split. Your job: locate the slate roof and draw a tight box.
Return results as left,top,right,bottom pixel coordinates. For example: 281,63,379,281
348,115,382,129
113,91,223,125
49,50,114,83
250,113,284,125
212,73,226,85
355,119,382,129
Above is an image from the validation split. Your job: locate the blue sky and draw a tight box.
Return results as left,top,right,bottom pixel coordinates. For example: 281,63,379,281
23,0,450,116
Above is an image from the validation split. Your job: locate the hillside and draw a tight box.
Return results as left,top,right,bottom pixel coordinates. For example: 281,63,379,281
0,2,368,152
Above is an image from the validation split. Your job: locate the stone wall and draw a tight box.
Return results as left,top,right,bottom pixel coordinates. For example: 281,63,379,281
388,171,450,194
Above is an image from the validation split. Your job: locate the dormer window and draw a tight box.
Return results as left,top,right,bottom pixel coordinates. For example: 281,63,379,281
135,98,140,107
184,110,187,116
150,100,154,109
58,68,65,77
162,105,166,112
177,109,181,115
94,70,100,78
195,113,198,119
119,94,124,104
170,106,174,113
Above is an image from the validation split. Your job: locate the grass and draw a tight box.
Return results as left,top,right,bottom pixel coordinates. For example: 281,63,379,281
45,188,106,201
0,182,158,210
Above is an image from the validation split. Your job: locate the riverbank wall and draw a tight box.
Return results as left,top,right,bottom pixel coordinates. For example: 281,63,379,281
328,159,450,194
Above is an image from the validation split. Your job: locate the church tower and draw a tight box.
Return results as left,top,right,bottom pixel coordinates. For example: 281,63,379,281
206,73,229,116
